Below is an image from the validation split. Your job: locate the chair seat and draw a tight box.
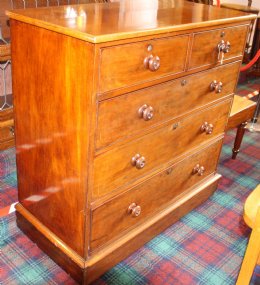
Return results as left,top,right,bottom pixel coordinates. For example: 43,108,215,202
244,184,260,229
227,95,257,130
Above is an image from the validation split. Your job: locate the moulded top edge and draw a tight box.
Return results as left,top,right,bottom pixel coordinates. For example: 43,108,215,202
6,0,256,44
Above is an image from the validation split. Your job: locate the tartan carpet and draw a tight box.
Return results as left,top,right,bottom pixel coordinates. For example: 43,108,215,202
0,147,17,208
0,129,259,285
236,76,259,101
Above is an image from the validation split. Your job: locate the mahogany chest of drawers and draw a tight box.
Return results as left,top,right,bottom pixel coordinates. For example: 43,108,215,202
7,1,255,284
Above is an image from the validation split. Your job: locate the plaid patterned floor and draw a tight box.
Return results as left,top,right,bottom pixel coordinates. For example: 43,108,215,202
0,129,259,285
236,76,259,100
0,147,17,208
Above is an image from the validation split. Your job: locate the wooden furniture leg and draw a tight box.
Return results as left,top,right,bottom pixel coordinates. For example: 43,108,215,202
232,122,247,159
226,95,256,159
236,184,260,285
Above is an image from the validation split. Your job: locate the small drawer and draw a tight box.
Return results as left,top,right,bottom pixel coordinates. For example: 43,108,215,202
99,35,189,93
93,99,231,198
189,25,248,69
96,61,240,148
91,139,223,250
0,125,15,142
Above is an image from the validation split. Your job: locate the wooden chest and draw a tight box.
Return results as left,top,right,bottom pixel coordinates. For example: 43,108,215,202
7,1,255,284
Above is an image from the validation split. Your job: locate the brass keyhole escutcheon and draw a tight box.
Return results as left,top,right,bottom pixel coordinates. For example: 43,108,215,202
147,44,153,52
172,122,180,130
181,79,187,86
9,126,15,136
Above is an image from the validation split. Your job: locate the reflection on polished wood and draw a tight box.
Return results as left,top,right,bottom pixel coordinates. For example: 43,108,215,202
7,0,255,43
8,1,255,284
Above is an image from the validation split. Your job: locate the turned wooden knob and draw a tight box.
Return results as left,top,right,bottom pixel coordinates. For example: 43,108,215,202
138,104,154,121
128,203,141,217
131,154,146,169
217,40,231,53
210,80,223,93
201,122,214,134
192,164,205,176
144,55,160,71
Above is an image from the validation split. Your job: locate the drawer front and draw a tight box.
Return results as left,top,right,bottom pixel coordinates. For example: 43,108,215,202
99,35,189,93
91,140,223,250
96,61,240,148
93,99,231,197
189,25,248,69
0,125,14,142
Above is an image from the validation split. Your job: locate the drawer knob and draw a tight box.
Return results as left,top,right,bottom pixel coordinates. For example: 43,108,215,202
131,154,146,169
138,104,154,121
128,203,141,217
210,80,223,93
9,126,15,136
144,55,160,72
217,40,231,54
192,164,205,176
201,122,214,134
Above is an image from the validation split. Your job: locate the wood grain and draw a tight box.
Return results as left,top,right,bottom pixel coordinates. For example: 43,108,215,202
189,24,248,69
99,34,189,93
91,139,223,250
97,61,240,148
8,2,251,283
6,1,256,43
16,174,221,284
16,210,84,284
93,99,231,198
85,175,221,284
11,21,95,256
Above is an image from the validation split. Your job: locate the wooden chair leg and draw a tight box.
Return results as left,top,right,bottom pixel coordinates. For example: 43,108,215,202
232,122,247,159
236,208,260,285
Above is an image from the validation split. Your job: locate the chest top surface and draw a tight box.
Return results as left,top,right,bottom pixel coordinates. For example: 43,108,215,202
6,0,256,43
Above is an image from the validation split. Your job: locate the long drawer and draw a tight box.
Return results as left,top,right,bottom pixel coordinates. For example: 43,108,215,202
189,25,248,69
99,34,189,93
91,139,223,250
96,61,240,148
93,99,231,198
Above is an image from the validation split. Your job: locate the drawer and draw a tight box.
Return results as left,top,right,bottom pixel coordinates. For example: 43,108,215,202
91,139,223,250
189,25,248,69
96,61,240,148
0,125,14,142
93,99,231,197
99,35,189,93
